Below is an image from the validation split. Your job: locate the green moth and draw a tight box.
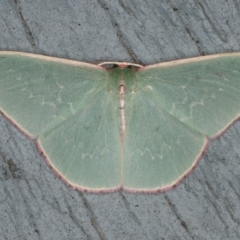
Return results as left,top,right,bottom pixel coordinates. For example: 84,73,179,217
0,51,239,193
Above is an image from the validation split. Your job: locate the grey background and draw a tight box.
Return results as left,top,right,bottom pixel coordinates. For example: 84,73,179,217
0,0,240,239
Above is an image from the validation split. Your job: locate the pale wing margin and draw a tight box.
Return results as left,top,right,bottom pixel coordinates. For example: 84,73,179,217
123,54,240,192
137,54,240,137
0,52,122,191
0,52,107,137
38,86,122,190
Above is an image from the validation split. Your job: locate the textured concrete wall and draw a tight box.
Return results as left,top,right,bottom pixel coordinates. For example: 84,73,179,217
0,1,240,239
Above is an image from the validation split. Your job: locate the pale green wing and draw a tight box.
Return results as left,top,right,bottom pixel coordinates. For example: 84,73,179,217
0,52,121,191
123,53,240,191
1,52,240,192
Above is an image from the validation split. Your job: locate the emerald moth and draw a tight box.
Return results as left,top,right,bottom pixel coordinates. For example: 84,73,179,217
0,51,239,193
